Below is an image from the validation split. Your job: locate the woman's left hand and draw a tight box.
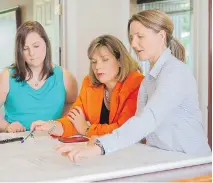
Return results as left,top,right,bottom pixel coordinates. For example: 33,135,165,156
67,106,88,135
55,143,102,162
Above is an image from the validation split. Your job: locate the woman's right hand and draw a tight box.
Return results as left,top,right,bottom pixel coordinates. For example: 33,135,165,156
55,142,102,162
30,120,64,136
6,121,26,133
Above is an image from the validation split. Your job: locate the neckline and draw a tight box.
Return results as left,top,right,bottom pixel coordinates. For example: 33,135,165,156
25,66,56,92
26,78,48,91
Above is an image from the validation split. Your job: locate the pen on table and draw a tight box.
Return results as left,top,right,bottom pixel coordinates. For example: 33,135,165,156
21,128,35,143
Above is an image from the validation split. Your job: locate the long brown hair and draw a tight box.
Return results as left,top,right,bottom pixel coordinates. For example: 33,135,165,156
87,35,141,86
12,21,53,82
128,10,185,63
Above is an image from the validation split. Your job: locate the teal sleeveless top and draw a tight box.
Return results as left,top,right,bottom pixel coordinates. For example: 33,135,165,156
4,66,66,130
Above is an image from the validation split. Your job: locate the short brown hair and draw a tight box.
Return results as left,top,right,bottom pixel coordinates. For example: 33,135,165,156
12,21,53,82
128,10,185,63
88,35,141,86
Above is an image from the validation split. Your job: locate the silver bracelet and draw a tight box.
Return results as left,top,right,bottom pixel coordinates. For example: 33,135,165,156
48,120,57,135
95,139,105,155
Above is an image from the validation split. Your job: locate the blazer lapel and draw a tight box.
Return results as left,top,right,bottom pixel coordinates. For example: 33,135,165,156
87,85,104,124
109,82,122,123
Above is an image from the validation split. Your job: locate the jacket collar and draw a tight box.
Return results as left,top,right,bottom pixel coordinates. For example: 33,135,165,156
149,48,171,79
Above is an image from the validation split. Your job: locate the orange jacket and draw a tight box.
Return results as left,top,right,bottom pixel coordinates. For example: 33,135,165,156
57,71,144,137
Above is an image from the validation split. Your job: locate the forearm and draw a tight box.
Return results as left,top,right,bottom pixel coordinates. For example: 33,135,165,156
87,123,119,137
56,117,78,137
62,103,73,116
0,117,9,132
87,112,137,137
98,109,156,154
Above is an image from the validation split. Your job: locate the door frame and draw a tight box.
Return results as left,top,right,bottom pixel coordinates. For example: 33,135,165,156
208,0,212,149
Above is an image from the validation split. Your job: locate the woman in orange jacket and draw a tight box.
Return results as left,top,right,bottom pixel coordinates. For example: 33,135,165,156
31,35,144,138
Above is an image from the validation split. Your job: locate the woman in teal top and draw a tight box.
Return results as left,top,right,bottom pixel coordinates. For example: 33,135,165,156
0,21,78,132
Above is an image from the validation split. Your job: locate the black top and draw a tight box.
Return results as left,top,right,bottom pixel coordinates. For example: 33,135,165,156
99,100,109,124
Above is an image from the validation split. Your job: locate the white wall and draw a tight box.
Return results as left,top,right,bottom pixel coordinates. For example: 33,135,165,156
193,0,209,135
61,0,130,88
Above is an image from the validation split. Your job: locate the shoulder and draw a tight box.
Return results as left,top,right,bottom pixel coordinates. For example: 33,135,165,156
122,71,144,90
61,67,77,91
0,69,10,93
61,67,72,79
126,71,144,81
79,75,94,90
53,65,63,74
117,71,143,96
159,57,196,88
163,57,193,80
0,69,9,82
82,75,91,85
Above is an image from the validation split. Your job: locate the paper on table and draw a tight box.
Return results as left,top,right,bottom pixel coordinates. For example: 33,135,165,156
0,132,20,140
0,133,75,180
0,132,211,182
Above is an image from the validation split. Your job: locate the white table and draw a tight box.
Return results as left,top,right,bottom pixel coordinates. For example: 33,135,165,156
0,132,211,182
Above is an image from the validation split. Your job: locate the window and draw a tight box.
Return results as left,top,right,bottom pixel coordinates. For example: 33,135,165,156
0,7,21,72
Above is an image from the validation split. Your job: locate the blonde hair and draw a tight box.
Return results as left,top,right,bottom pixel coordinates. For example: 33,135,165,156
88,35,141,86
128,10,185,63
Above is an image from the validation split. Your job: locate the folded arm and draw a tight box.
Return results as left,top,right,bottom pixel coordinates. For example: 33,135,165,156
86,88,139,137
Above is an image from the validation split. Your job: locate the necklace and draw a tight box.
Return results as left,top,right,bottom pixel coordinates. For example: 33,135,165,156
34,77,40,87
104,88,111,103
